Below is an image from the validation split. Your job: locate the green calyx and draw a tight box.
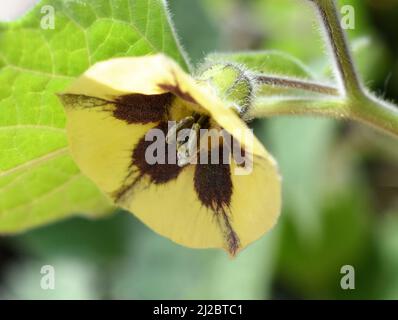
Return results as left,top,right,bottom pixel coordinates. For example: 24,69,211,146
198,63,255,115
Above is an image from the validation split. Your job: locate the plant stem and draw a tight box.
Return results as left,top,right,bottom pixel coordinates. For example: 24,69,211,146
350,94,398,137
250,0,398,138
255,75,339,96
249,97,348,119
250,94,398,137
310,0,362,96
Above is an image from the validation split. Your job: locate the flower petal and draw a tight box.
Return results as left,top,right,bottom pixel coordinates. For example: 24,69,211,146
119,154,281,255
59,94,157,194
63,54,275,162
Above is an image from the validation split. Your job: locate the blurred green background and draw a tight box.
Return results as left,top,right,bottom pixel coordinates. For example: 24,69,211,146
0,0,397,299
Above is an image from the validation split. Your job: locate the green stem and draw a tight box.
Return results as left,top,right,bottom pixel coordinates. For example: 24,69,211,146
249,97,348,119
250,94,398,137
255,74,339,96
350,94,398,137
310,0,362,96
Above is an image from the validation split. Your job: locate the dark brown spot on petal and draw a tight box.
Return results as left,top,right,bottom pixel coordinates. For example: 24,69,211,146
113,122,184,202
194,148,240,255
113,93,173,124
132,122,183,183
221,214,240,256
194,155,233,213
59,93,173,125
158,83,197,104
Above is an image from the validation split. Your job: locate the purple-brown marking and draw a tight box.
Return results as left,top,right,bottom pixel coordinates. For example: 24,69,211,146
194,147,240,255
113,93,173,124
113,122,184,201
158,83,197,104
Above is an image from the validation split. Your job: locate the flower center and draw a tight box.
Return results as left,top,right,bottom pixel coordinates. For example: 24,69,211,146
166,113,209,167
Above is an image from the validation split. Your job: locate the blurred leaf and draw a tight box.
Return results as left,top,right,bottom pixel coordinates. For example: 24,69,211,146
111,225,280,299
13,213,130,264
0,212,132,299
0,0,188,232
205,50,313,78
168,0,220,63
375,212,398,299
1,258,99,299
277,189,373,299
201,230,280,299
262,118,336,241
271,131,379,299
350,37,389,87
252,0,322,64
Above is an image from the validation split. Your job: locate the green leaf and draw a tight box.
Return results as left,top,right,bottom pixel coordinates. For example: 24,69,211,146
0,0,188,233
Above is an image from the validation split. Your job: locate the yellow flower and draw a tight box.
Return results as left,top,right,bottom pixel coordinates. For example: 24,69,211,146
59,54,281,256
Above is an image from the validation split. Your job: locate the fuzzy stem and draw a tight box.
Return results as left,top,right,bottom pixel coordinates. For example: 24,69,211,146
310,0,362,96
350,94,398,137
255,75,339,96
249,97,348,119
250,95,398,137
249,0,398,138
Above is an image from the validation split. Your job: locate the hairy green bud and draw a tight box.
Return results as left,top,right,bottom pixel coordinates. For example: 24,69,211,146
198,63,255,115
